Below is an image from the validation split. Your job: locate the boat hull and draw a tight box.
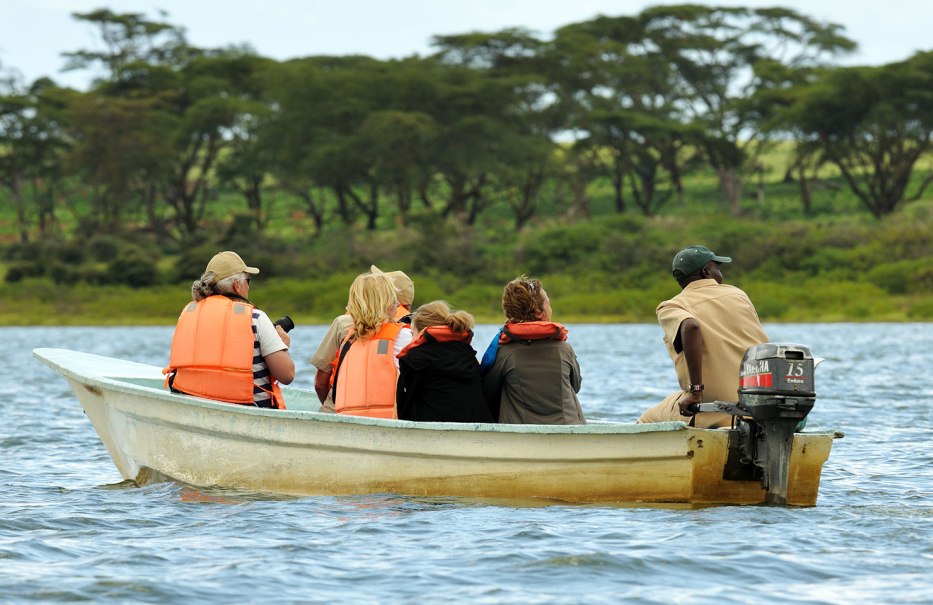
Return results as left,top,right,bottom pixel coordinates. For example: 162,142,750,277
36,348,837,506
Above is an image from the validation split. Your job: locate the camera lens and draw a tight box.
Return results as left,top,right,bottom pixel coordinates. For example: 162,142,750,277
273,316,295,332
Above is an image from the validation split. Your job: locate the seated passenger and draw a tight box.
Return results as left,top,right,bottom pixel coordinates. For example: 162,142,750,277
371,264,415,324
482,276,585,425
311,265,415,413
396,301,495,423
164,250,295,409
331,272,413,419
638,245,768,427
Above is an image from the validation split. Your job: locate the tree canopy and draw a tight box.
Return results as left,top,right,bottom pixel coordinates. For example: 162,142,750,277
0,3,930,258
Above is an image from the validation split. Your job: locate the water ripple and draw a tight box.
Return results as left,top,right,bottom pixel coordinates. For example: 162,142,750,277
2,324,932,603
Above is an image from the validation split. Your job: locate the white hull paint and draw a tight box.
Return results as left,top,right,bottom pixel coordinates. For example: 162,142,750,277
34,348,838,505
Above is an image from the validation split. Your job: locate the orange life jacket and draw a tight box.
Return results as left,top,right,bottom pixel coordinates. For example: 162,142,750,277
332,321,405,419
395,305,412,324
163,295,284,409
397,325,473,359
500,321,568,344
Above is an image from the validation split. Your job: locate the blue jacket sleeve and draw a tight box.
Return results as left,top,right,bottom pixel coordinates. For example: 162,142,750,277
479,327,503,375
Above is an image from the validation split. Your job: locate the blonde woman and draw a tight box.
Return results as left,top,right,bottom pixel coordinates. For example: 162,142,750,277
330,272,412,418
396,301,494,423
311,266,415,413
482,277,585,425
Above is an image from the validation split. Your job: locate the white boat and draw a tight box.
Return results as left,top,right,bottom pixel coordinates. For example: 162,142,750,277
33,347,841,506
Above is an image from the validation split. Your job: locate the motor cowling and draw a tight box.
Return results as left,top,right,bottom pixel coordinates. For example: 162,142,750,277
737,343,816,422
696,343,819,505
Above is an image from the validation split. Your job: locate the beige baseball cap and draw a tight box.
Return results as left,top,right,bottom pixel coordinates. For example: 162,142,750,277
370,264,414,305
207,251,260,281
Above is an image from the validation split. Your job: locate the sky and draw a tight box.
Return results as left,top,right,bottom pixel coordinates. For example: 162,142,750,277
2,0,931,89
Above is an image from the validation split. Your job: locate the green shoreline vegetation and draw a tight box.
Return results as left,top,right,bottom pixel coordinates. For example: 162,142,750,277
2,175,930,326
1,7,931,325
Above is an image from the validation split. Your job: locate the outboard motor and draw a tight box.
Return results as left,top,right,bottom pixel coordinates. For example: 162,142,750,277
696,343,817,505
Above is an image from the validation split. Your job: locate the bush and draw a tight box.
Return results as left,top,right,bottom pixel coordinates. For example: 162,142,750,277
172,243,219,283
87,235,122,262
706,222,775,269
907,297,933,319
405,217,489,278
446,283,505,319
3,242,47,262
865,259,933,294
4,262,44,283
50,262,81,286
819,221,873,249
258,278,329,317
57,241,86,264
876,204,933,259
800,242,884,276
78,265,108,285
219,212,262,251
517,222,605,274
738,281,790,320
108,248,159,288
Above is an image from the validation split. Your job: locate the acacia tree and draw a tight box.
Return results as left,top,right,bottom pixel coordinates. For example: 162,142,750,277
262,59,333,233
431,30,559,227
550,16,688,217
268,55,421,232
61,10,188,237
638,4,855,213
157,52,265,237
0,75,70,242
424,74,519,224
781,52,933,217
492,133,555,229
62,11,272,238
61,8,191,86
361,59,502,225
215,100,274,230
209,53,278,231
353,108,437,225
62,88,172,232
335,60,438,231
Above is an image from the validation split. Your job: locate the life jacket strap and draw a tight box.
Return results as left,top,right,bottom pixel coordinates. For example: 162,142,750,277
330,338,354,404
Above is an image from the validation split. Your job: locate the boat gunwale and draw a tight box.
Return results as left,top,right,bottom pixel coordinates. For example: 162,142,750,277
33,347,840,439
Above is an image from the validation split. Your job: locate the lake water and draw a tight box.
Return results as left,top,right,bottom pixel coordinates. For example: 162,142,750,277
2,323,931,603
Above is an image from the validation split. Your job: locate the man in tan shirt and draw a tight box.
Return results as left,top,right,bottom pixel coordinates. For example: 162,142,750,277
310,265,415,412
638,245,768,428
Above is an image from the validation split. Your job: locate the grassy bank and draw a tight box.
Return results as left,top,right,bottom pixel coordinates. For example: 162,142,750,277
3,147,931,326
2,201,930,326
1,273,927,327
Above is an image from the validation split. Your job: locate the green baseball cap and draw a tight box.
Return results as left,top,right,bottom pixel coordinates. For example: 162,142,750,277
671,245,731,278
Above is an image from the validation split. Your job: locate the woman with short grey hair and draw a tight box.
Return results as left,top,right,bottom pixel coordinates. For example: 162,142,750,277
165,251,295,409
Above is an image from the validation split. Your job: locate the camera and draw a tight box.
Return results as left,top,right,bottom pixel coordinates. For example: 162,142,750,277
273,316,295,333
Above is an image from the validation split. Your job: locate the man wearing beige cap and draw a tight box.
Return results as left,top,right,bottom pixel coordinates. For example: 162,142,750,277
164,251,295,409
310,264,415,412
637,245,767,428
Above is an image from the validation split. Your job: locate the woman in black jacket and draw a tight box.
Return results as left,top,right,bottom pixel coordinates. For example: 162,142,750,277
396,301,495,423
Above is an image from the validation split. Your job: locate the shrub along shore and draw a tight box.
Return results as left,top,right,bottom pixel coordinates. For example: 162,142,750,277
2,198,930,326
